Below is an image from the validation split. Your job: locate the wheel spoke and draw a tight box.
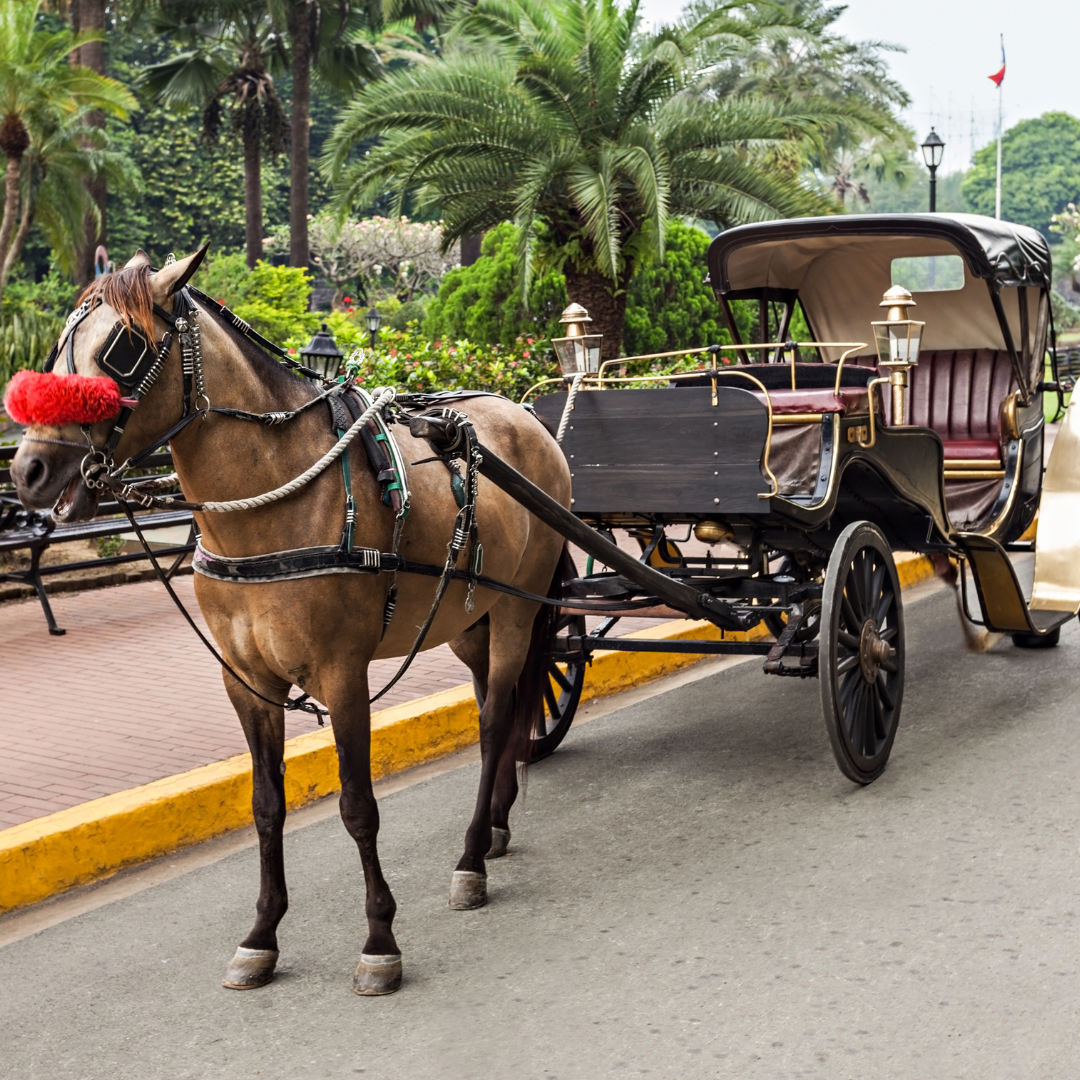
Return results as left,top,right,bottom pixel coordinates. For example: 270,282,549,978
841,588,861,631
871,684,887,745
838,629,861,651
844,679,864,738
879,625,898,642
875,587,894,627
861,553,876,617
549,665,573,694
879,654,898,674
836,654,860,676
848,557,866,619
542,682,560,719
876,671,895,711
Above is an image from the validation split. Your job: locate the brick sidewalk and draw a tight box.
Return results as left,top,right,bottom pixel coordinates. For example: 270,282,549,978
0,570,663,829
0,577,479,829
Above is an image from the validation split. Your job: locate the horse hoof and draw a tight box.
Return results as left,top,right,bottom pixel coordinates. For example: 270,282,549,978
353,953,403,996
222,946,278,989
448,870,487,909
486,827,511,859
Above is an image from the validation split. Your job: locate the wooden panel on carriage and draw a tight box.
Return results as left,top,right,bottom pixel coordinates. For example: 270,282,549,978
533,386,769,513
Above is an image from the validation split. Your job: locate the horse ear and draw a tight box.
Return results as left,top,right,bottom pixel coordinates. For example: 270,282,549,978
124,249,152,269
151,244,209,299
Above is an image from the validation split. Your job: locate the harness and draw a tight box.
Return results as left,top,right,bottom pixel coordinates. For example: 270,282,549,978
46,279,519,718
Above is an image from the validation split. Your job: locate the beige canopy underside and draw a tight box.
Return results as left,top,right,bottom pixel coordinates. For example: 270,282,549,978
723,233,1042,369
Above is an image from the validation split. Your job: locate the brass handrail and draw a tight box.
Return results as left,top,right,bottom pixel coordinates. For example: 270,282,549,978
856,377,891,449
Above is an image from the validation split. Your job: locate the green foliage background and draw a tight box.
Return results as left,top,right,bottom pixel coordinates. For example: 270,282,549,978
961,113,1080,238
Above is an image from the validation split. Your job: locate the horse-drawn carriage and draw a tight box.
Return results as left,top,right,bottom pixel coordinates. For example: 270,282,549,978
8,212,1078,994
518,213,1080,784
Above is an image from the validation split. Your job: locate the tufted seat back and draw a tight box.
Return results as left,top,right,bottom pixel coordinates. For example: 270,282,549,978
857,350,1016,460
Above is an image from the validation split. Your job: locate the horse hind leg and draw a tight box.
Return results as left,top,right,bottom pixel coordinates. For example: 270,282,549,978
221,684,289,990
450,616,510,860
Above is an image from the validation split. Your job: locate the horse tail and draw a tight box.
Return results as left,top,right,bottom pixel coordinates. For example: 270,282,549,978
511,542,576,770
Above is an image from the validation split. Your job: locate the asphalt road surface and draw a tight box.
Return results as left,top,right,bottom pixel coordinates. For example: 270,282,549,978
2,579,1080,1080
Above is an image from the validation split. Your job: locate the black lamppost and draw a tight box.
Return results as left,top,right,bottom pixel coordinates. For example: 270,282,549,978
365,307,382,351
921,128,945,212
300,322,344,382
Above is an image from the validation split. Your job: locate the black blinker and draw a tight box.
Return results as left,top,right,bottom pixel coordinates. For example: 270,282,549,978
95,322,153,390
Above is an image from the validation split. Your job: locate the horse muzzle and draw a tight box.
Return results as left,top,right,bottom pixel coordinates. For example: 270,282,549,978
11,442,99,520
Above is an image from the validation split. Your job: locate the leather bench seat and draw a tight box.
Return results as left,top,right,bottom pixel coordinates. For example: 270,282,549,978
752,386,868,415
855,349,1016,464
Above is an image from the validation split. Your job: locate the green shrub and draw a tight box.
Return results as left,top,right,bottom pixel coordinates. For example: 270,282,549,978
424,223,568,346
0,309,67,386
196,254,318,344
622,220,724,356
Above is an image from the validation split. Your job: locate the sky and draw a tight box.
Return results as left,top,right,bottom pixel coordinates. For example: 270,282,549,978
633,0,1078,171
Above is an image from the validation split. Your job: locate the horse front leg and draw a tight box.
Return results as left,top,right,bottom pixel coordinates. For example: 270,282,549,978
222,679,289,990
329,670,402,996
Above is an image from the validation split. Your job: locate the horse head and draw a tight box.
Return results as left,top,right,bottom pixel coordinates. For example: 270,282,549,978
9,247,207,521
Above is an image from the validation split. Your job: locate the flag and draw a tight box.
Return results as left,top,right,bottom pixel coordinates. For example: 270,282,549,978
989,38,1005,87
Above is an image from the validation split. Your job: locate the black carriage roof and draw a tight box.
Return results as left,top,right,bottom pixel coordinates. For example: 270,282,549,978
707,213,1053,293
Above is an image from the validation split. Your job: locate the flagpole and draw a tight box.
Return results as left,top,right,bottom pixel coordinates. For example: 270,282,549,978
995,34,1003,219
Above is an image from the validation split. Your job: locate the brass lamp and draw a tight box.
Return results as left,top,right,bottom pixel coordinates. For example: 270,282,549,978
871,285,925,424
551,303,603,378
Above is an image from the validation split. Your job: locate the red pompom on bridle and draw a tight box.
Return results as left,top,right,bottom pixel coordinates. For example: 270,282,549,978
3,371,137,427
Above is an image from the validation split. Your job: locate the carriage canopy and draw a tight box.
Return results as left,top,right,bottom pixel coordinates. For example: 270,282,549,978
706,213,1052,381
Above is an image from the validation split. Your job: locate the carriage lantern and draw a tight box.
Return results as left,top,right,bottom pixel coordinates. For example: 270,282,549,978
300,323,345,382
552,303,603,378
364,306,382,351
871,285,925,425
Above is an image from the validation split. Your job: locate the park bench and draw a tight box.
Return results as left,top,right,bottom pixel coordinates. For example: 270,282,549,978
0,444,194,635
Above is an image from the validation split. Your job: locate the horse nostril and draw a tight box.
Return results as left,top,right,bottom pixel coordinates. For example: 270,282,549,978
18,455,50,492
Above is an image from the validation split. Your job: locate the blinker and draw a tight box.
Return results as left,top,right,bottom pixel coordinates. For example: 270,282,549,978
94,322,154,390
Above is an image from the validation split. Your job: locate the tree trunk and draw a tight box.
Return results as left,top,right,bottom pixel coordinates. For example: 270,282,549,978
0,154,23,306
288,1,313,269
460,233,482,266
72,0,107,288
243,130,263,269
562,264,628,360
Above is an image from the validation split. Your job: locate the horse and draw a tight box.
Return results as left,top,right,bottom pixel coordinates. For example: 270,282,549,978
9,247,572,995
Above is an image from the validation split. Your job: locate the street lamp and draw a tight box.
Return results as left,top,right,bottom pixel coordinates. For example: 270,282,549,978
921,128,945,212
300,322,345,382
365,306,382,351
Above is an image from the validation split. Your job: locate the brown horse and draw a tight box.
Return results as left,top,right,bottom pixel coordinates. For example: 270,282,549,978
10,249,571,995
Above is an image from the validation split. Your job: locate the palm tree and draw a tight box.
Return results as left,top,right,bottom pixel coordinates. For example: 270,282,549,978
269,0,382,268
0,0,135,306
139,0,290,268
324,0,882,353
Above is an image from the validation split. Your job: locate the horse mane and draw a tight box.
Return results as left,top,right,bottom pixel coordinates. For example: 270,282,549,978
79,263,156,342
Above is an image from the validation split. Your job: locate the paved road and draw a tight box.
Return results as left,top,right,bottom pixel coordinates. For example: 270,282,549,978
2,581,1080,1079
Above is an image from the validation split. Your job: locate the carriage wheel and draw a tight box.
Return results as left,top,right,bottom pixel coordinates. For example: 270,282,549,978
819,522,905,785
531,613,588,762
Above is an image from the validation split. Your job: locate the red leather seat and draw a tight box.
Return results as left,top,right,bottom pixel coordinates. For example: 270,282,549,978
857,350,1015,462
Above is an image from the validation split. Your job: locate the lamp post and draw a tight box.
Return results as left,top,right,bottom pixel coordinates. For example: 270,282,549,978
300,322,345,382
365,306,382,351
921,128,945,212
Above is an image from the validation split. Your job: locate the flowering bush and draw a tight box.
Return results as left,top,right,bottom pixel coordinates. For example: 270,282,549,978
342,326,556,401
265,214,458,305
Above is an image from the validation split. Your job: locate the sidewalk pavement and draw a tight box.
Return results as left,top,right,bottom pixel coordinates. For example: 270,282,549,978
0,574,656,830
0,577,478,829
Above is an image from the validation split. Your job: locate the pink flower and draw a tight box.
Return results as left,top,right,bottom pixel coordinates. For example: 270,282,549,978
527,337,534,345
348,307,355,314
522,351,530,358
343,296,352,303
288,348,297,355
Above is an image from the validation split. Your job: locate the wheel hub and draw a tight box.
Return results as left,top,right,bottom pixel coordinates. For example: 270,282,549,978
858,619,892,682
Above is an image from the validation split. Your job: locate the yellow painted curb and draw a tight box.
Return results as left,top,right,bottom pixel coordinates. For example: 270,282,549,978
0,551,938,913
